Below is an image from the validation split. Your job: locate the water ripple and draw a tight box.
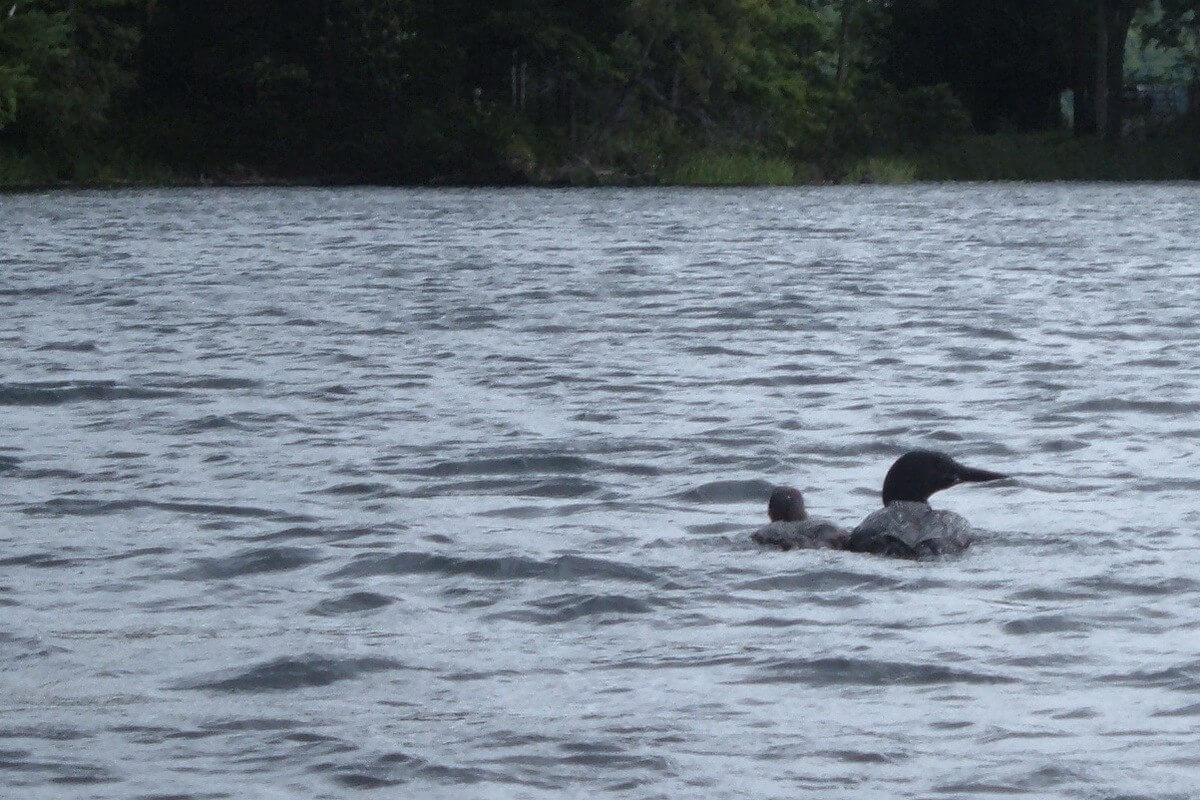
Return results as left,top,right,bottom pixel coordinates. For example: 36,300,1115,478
176,655,404,692
5,184,1200,799
329,551,669,585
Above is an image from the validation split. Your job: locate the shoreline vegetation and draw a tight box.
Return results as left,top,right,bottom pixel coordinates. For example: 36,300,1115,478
4,130,1198,191
2,3,1197,193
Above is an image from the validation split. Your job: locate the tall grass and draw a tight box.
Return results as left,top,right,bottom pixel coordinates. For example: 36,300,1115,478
1,133,182,190
5,129,1197,189
844,156,917,184
0,147,58,189
913,132,1200,181
665,151,796,186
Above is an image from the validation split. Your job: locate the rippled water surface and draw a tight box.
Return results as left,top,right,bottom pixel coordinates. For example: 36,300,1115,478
4,184,1200,799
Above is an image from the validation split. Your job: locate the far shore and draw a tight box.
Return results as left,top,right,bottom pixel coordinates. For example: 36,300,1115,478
3,132,1198,192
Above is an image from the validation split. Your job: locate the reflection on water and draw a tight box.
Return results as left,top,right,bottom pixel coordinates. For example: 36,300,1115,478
2,184,1200,798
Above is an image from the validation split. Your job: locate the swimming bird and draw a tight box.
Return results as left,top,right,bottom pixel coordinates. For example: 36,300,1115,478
751,486,848,551
846,450,1008,559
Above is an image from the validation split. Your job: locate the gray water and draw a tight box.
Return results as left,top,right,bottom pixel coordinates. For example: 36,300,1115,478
3,184,1200,799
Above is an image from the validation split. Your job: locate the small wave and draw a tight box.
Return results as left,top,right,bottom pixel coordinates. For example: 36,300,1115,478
174,547,322,580
1069,575,1200,597
330,551,666,585
168,376,261,390
1036,437,1088,453
452,306,502,329
476,504,572,519
0,754,113,785
246,525,329,542
0,285,61,297
738,616,818,628
177,414,246,433
810,440,909,458
413,454,659,478
0,631,70,660
1008,586,1100,602
308,592,395,616
735,570,905,592
244,524,381,543
1063,398,1200,415
177,411,296,434
0,552,79,568
685,521,744,535
1001,614,1089,635
814,749,900,765
1099,659,1200,691
1131,477,1200,492
202,717,301,733
415,476,604,499
16,467,86,480
488,593,656,623
1152,702,1200,717
948,324,1021,341
442,668,527,682
0,380,181,406
176,655,401,692
729,374,854,387
1124,356,1182,367
34,497,312,522
742,657,1014,686
325,752,497,789
675,479,774,504
934,764,1084,795
317,482,396,497
609,654,756,670
36,340,97,352
556,742,670,771
685,344,755,356
104,546,173,561
893,407,953,421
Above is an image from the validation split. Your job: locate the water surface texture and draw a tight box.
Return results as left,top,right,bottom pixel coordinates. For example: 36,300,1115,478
4,184,1200,799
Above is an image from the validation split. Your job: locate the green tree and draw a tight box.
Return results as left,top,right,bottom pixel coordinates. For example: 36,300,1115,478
1093,0,1152,139
0,4,70,132
881,1,1072,133
1,0,145,146
1144,0,1200,79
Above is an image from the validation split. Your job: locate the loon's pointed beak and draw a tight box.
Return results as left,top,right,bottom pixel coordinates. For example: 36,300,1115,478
954,464,1009,484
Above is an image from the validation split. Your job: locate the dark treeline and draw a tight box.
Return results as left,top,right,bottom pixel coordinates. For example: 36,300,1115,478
0,0,1197,185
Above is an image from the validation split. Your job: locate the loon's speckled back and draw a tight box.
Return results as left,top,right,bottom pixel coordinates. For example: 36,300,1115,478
846,450,1008,559
847,501,972,558
751,485,848,551
752,518,848,551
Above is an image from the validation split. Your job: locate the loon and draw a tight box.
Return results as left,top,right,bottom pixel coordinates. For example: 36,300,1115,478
751,486,849,551
846,450,1008,559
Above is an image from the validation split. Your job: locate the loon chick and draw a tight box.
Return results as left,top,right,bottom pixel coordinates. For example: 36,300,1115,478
846,450,1008,559
751,486,848,551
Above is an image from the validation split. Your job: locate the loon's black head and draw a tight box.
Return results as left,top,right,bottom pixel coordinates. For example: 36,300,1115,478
767,486,806,522
880,450,1008,505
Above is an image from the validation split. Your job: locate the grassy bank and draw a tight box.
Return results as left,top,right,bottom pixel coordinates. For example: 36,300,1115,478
663,152,798,186
657,133,1200,185
0,143,183,190
3,131,1198,191
912,131,1200,181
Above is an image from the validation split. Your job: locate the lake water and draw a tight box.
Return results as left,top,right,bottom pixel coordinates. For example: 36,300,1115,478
3,184,1200,799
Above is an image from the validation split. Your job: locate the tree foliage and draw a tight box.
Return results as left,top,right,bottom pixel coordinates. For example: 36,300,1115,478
0,5,71,131
0,0,142,142
1,0,1195,182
